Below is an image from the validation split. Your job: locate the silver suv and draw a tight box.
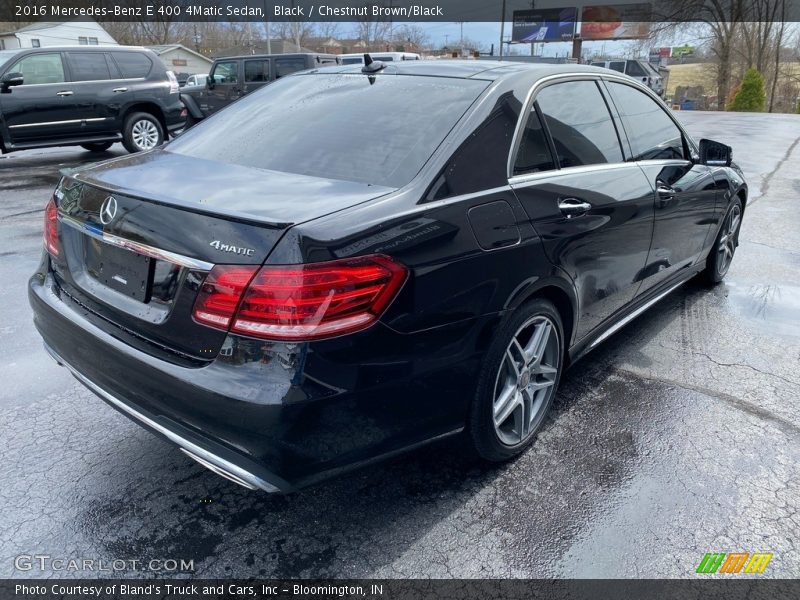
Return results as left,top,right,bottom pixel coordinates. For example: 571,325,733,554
590,59,665,98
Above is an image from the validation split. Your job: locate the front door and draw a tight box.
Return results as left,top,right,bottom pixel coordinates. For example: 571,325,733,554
603,80,717,293
0,51,81,144
206,60,241,115
510,79,656,341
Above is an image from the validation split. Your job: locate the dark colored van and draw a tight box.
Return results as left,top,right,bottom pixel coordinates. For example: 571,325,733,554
180,53,338,124
0,46,185,154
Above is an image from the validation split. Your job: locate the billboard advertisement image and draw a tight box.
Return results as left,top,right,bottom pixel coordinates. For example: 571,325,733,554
512,7,578,43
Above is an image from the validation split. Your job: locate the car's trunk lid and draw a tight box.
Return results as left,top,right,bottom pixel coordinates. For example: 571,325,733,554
52,150,395,363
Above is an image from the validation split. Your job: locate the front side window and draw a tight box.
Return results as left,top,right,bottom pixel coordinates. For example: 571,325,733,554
606,82,686,161
66,52,111,81
211,61,237,84
9,53,65,85
609,61,624,73
169,74,488,188
244,59,269,82
513,105,556,175
536,80,623,168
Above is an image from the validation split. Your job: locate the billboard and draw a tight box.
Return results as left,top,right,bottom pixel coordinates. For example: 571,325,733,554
512,7,578,43
580,3,652,40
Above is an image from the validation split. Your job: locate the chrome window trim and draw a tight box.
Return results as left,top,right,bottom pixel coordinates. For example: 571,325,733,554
508,161,633,187
59,212,215,271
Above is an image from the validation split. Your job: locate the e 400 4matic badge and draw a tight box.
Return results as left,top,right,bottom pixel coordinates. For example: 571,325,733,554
209,241,255,256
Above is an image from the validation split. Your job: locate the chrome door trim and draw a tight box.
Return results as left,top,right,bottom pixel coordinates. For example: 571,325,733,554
59,212,215,271
9,117,112,129
589,279,686,349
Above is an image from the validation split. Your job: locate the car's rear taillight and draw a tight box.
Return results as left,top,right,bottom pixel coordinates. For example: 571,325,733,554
193,255,408,341
44,199,59,257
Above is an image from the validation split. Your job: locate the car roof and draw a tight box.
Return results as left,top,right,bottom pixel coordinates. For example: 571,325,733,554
306,60,610,81
217,52,337,61
7,45,151,52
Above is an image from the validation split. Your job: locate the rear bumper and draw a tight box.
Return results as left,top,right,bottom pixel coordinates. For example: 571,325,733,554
43,342,280,492
29,267,491,491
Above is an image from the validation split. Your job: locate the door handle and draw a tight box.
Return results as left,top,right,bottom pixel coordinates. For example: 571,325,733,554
112,87,128,93
656,183,676,206
558,198,592,218
56,90,73,96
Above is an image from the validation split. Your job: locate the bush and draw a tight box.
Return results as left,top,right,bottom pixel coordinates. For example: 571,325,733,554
727,69,766,112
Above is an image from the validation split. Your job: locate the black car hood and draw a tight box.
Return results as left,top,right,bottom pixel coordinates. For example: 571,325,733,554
69,149,396,227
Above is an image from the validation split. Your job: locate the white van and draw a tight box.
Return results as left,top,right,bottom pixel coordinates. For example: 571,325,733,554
339,52,421,65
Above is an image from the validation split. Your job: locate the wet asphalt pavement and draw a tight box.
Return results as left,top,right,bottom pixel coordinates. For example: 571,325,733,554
1,112,799,579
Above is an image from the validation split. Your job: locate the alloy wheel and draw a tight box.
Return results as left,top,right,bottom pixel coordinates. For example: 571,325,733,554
131,119,160,150
492,315,560,446
717,204,741,276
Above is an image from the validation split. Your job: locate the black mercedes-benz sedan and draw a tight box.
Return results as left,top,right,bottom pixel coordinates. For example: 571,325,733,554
29,61,747,492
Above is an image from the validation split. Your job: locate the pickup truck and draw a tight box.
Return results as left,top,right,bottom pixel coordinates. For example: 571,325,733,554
180,53,338,125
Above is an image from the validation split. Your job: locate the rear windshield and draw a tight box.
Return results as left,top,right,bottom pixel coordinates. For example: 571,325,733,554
168,73,488,187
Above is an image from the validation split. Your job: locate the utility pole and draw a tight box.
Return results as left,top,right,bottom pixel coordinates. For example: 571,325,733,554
263,0,271,54
499,0,506,59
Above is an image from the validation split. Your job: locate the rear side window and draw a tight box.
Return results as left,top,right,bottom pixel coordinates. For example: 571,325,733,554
513,105,555,175
536,80,623,168
606,82,686,161
625,61,647,77
244,59,269,82
66,52,111,81
169,74,488,188
112,52,152,78
9,53,65,85
274,57,306,78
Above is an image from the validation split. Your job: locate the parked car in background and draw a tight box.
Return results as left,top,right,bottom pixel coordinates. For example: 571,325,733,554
184,73,207,88
180,53,338,124
339,52,421,65
590,58,665,97
0,46,185,154
30,61,746,492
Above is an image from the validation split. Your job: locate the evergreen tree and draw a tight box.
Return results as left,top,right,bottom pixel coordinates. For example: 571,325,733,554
727,69,766,112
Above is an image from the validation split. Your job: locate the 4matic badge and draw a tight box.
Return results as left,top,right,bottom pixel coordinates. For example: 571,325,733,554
209,241,255,256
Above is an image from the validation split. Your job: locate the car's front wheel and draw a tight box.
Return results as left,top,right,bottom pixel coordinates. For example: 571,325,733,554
122,112,164,153
703,198,742,284
469,298,564,462
80,142,113,153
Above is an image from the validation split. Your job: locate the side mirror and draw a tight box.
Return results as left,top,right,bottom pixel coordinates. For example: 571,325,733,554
699,138,732,167
1,72,24,91
206,76,215,90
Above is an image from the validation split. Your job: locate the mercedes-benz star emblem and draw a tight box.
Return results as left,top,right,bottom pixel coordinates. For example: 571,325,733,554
99,196,118,225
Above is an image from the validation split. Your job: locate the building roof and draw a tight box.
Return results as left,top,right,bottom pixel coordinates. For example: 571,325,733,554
145,44,213,63
215,39,314,58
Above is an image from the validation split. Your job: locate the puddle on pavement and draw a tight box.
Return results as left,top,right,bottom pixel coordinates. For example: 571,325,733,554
724,281,800,338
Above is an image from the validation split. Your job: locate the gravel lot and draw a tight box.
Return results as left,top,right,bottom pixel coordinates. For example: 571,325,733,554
1,111,799,578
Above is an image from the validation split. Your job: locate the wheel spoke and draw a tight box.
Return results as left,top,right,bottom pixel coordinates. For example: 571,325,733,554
524,321,551,366
505,349,521,383
494,383,518,426
729,214,741,234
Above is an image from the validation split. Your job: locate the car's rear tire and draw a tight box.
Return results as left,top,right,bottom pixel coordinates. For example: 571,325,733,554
468,298,564,462
702,198,743,284
80,142,113,152
185,113,201,128
122,112,164,153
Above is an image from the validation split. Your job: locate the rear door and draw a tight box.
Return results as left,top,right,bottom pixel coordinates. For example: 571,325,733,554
206,59,241,114
242,58,270,94
603,79,717,293
510,78,655,341
0,51,82,143
63,50,120,135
